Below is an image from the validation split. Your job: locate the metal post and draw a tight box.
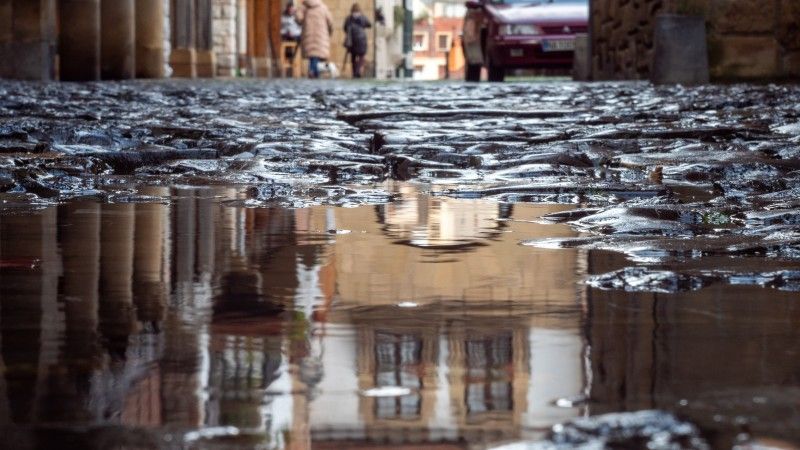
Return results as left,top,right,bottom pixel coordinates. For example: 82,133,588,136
402,0,413,78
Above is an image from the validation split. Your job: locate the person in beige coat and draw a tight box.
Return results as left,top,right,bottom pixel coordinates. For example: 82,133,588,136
296,0,333,78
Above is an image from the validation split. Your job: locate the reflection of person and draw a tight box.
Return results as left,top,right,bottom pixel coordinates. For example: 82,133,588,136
296,0,333,79
343,3,371,78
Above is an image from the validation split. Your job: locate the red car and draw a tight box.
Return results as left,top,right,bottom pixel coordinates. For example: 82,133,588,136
462,0,588,82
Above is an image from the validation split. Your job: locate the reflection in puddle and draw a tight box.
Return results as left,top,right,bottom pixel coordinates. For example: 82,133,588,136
381,184,510,249
1,184,800,449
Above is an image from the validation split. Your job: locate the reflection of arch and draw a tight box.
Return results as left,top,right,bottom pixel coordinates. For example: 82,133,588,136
332,202,582,309
374,194,512,252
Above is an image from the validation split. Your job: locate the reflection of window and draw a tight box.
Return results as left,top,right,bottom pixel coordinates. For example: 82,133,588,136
436,32,452,52
465,333,513,414
375,332,422,419
412,32,428,51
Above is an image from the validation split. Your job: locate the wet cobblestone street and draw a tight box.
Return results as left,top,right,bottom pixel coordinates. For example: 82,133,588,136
2,79,800,449
4,79,800,294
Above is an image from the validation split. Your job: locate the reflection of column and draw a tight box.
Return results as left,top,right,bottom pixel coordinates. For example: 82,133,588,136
59,0,101,81
161,188,203,427
60,202,100,349
0,0,58,80
0,209,59,423
196,192,215,278
194,0,215,77
173,187,196,296
134,189,169,327
0,324,8,426
100,204,137,359
135,0,166,77
32,208,62,424
100,0,135,79
59,201,101,372
170,0,197,77
161,314,203,426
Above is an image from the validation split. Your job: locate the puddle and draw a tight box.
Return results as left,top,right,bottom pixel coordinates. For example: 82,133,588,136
0,185,799,449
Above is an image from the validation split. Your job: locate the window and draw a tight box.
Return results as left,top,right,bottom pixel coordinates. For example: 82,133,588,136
464,333,514,415
413,32,428,51
436,32,452,52
374,332,423,419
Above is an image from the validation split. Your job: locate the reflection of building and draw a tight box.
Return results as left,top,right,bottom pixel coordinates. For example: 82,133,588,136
305,187,587,447
0,185,587,450
332,188,580,307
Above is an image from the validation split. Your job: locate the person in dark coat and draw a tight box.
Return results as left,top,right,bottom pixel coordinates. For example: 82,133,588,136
343,3,371,78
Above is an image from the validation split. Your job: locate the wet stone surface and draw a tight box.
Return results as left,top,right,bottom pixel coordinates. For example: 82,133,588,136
494,410,712,450
2,80,800,294
2,80,800,449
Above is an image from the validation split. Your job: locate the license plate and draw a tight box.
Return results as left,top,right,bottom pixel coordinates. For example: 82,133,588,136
542,39,575,52
510,48,524,57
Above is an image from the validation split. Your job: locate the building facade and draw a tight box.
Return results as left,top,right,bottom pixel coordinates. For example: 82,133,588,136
412,0,464,80
0,0,403,81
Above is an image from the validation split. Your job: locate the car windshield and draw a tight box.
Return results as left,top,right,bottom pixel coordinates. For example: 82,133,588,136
489,0,586,5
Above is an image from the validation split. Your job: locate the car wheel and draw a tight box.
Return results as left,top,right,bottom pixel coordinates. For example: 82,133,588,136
488,60,505,82
465,64,481,82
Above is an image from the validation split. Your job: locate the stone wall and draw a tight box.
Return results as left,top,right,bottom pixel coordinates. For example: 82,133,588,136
590,0,664,80
213,0,238,76
590,0,800,81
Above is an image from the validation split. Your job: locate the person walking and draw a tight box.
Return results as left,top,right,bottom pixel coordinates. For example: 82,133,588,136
343,3,371,78
296,0,333,79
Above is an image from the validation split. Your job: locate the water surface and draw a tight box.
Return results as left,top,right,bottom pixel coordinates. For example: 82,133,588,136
1,184,799,449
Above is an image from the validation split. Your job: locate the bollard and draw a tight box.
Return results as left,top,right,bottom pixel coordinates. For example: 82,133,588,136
651,14,709,85
572,33,590,81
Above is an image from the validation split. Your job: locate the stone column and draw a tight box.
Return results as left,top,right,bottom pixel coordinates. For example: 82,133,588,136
0,0,58,80
170,0,197,77
213,0,237,76
59,0,101,81
100,0,135,79
195,0,215,77
250,0,269,76
136,0,166,78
